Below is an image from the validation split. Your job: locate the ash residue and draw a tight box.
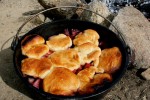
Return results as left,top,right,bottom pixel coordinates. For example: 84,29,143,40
98,0,150,19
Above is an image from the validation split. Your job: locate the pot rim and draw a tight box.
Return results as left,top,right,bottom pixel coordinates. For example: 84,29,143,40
13,19,130,100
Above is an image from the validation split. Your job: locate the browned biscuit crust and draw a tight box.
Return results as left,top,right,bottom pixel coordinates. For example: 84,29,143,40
43,67,80,96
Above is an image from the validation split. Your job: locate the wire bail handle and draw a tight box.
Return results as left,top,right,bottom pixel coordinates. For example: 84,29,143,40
12,6,127,49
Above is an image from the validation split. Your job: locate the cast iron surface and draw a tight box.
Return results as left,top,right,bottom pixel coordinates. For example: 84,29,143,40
13,19,129,100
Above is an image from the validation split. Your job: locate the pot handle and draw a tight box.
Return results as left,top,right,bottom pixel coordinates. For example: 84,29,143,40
11,6,128,51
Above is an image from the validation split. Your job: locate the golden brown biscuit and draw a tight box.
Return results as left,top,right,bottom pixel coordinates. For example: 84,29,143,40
49,49,80,71
78,73,112,95
97,47,122,74
77,67,97,82
73,29,100,46
77,67,97,95
91,73,112,85
21,35,45,55
25,44,49,59
43,67,80,96
21,58,53,79
46,34,72,51
75,42,101,65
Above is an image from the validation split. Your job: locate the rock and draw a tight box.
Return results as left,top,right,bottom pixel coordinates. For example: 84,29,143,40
37,0,82,20
38,0,78,8
36,14,52,23
109,6,150,69
80,0,110,25
141,68,150,80
38,14,46,22
143,95,147,100
88,0,110,24
37,0,111,22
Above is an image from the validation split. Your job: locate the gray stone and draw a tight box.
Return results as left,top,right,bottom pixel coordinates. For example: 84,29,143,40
143,95,147,100
36,14,52,23
38,14,46,22
109,6,150,69
38,0,78,8
80,0,110,24
141,68,150,80
38,0,83,20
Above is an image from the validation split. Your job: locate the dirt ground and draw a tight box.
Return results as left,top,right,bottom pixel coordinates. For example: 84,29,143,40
0,0,150,100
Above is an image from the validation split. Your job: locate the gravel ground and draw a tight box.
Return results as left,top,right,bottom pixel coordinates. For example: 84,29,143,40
0,0,150,100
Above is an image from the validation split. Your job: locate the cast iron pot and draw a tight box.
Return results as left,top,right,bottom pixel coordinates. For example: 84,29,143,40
12,19,131,100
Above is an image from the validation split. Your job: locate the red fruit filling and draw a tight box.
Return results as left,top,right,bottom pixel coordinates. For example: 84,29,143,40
42,50,53,58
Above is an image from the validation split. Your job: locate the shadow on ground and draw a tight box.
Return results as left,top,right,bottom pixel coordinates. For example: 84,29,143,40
0,47,34,99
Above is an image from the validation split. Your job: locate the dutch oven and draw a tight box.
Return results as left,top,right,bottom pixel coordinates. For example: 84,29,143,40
11,6,133,100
